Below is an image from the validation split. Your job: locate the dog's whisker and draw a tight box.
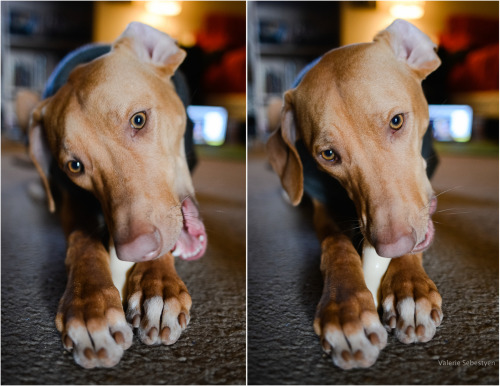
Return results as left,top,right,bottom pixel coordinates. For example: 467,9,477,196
416,186,462,216
334,218,361,227
436,211,471,216
435,208,459,213
433,206,472,216
356,235,366,252
434,186,462,198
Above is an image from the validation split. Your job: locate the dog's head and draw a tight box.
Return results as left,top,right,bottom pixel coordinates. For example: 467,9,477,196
29,22,207,262
267,19,441,258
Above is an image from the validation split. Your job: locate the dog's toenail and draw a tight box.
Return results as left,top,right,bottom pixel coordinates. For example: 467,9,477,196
113,331,125,345
133,315,140,328
431,309,441,324
321,338,332,353
161,327,171,342
405,326,415,336
178,313,187,329
354,350,364,361
148,327,158,340
389,316,396,329
341,350,352,362
416,324,425,337
63,334,73,350
84,347,95,360
368,332,380,345
97,348,108,360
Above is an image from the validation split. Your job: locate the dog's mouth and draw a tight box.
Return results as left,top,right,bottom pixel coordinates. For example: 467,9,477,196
171,197,207,261
411,219,435,253
411,196,437,254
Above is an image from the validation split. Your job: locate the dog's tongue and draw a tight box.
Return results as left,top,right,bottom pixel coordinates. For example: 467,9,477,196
171,197,207,261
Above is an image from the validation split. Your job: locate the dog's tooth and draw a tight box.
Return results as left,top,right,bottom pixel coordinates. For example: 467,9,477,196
171,248,181,257
198,235,205,242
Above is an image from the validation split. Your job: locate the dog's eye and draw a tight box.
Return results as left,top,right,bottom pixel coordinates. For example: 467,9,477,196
67,160,84,174
130,112,147,130
320,149,337,162
389,114,404,130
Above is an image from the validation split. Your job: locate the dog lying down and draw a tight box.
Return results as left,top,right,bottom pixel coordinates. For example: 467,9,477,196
267,19,443,369
27,22,207,368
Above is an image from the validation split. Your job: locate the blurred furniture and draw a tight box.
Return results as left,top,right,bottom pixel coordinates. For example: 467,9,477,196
182,12,246,145
248,1,340,142
440,15,499,140
1,1,93,139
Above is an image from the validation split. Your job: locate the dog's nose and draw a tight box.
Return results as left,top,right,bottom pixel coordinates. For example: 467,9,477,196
373,228,417,258
115,228,162,262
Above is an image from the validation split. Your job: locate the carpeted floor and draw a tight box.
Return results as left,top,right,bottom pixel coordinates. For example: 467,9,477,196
248,149,499,385
1,142,246,385
2,140,499,385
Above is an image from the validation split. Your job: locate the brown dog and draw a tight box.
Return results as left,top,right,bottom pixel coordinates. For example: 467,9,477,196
28,22,207,368
267,19,443,369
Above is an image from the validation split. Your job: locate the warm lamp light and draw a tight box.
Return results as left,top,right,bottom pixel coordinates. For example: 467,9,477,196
390,2,425,20
145,1,182,16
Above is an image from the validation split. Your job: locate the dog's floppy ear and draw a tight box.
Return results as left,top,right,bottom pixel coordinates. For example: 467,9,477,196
116,22,186,76
266,90,304,206
29,99,56,213
375,19,441,79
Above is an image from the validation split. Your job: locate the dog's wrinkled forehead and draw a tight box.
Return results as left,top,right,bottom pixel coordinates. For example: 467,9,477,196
298,43,418,105
49,52,184,137
293,19,440,122
67,53,173,111
292,41,429,142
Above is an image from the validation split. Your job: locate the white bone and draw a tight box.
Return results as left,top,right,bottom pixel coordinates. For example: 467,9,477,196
362,240,391,308
109,239,135,300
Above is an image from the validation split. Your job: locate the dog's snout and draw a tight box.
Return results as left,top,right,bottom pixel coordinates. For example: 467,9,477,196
115,227,162,262
372,226,417,259
373,233,416,258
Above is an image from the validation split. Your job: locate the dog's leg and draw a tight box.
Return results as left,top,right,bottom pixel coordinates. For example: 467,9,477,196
381,254,443,344
55,192,133,368
55,231,133,368
125,253,192,345
312,199,387,369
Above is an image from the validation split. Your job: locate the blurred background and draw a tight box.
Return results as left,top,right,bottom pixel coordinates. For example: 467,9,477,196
1,2,246,384
2,0,246,152
248,0,499,154
247,2,498,384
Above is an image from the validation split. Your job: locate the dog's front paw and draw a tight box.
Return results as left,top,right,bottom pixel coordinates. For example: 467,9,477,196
125,254,192,346
381,261,443,344
55,288,133,369
314,290,387,369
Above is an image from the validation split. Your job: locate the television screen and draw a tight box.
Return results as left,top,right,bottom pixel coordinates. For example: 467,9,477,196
187,105,228,146
429,104,473,142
